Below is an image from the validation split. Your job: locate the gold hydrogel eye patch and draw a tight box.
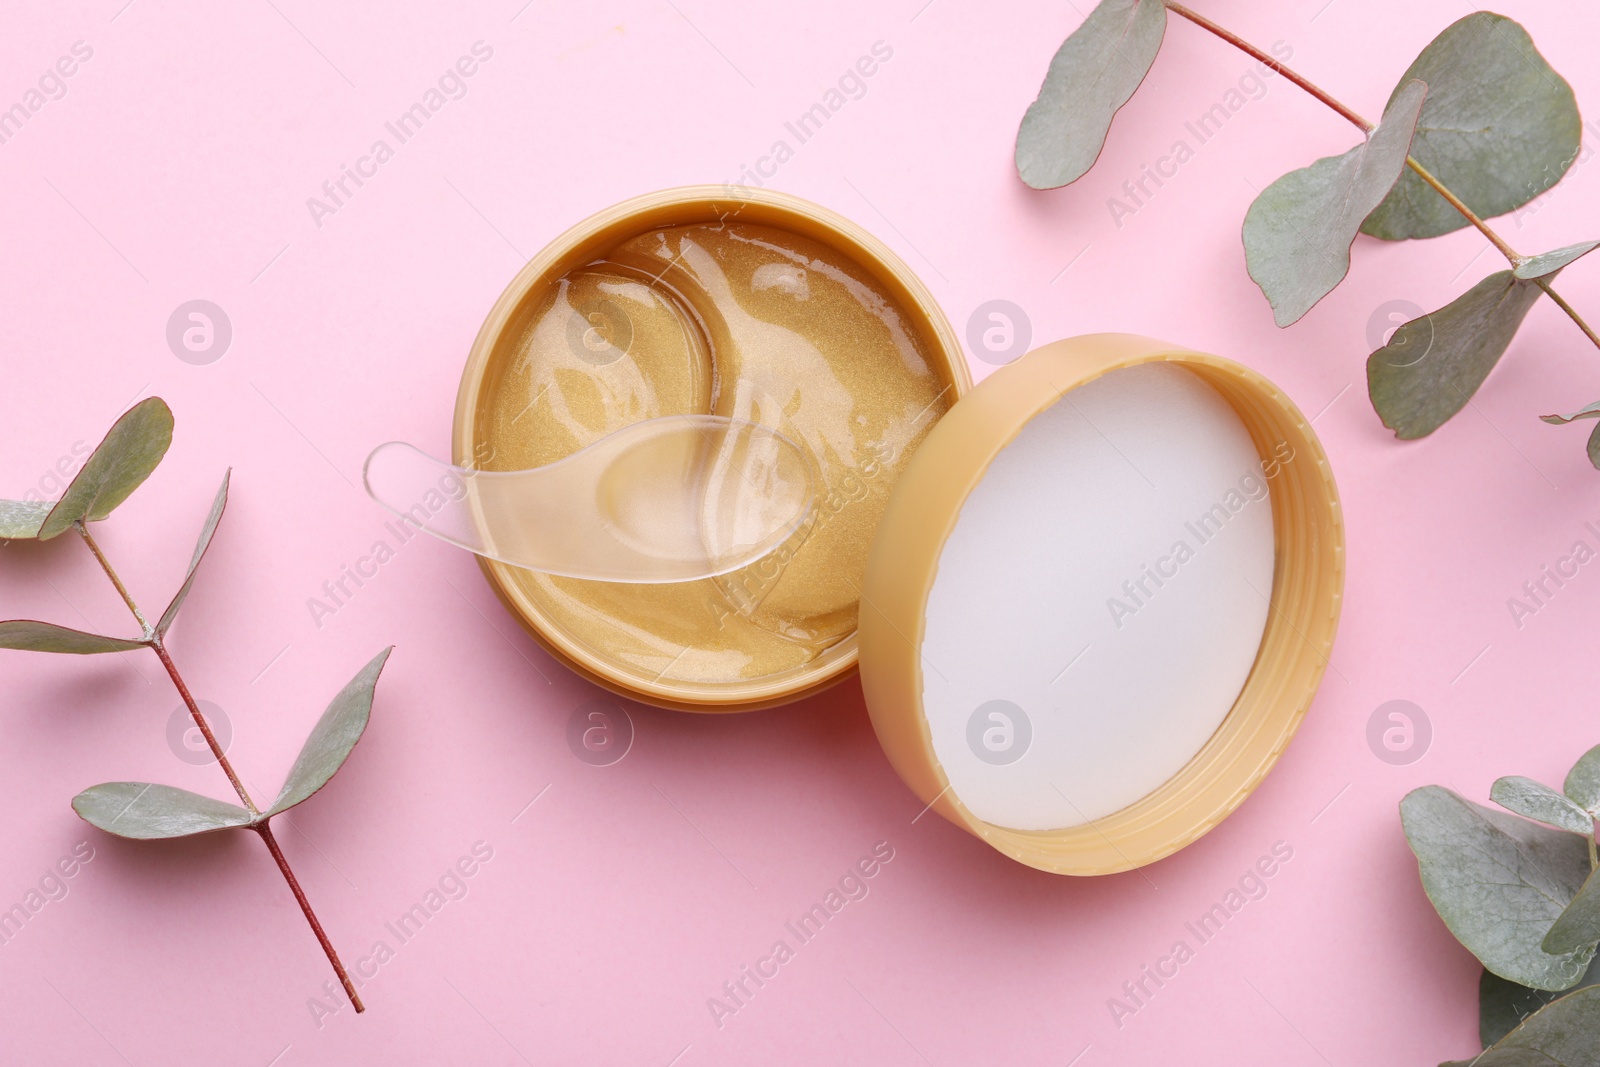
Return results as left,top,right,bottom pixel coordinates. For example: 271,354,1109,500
482,222,950,688
498,271,711,466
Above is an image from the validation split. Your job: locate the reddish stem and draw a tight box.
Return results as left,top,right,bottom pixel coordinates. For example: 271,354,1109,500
1162,0,1600,353
75,523,364,1013
255,821,365,1013
1162,1,1373,131
76,524,151,631
150,639,257,814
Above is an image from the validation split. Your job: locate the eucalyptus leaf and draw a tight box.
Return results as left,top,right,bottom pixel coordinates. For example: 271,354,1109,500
1517,241,1600,280
1362,13,1581,241
1014,0,1166,190
1538,409,1600,471
1480,958,1600,1049
1546,867,1600,957
0,499,52,540
1542,403,1600,427
72,782,253,839
1446,985,1600,1067
1492,776,1595,836
1566,745,1600,811
157,471,229,637
1367,270,1547,439
39,397,174,540
1243,80,1425,326
1401,785,1594,991
0,620,146,655
269,647,393,815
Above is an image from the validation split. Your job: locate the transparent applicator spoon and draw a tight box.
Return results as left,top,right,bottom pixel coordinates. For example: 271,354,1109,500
363,415,815,583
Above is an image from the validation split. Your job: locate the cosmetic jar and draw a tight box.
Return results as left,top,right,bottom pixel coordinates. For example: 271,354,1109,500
454,187,971,712
456,190,1344,871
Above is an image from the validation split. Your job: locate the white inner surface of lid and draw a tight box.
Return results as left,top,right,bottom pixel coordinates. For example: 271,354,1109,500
920,362,1275,832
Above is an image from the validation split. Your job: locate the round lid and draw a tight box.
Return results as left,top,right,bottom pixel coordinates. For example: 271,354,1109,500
858,333,1344,875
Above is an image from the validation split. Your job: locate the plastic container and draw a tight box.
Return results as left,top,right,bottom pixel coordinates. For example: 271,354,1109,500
857,334,1343,874
454,189,1344,872
453,187,972,712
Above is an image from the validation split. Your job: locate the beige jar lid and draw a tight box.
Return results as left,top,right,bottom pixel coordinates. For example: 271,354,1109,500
855,333,1344,875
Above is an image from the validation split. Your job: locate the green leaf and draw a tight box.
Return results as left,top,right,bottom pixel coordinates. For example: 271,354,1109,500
1547,867,1600,957
1538,401,1600,471
1448,984,1600,1066
1517,241,1600,280
156,471,229,637
1481,957,1600,1048
72,782,253,839
39,397,174,540
1493,776,1595,835
269,647,393,815
1542,402,1600,427
0,620,146,654
1367,269,1546,439
1566,745,1600,810
1014,0,1166,189
0,499,52,540
1362,13,1581,241
1243,80,1426,326
1401,785,1594,992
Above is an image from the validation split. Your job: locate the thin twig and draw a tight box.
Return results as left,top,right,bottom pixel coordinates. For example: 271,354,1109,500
1536,280,1600,349
74,523,363,1013
1402,156,1522,263
1163,0,1600,353
255,820,365,1013
78,522,256,811
150,640,258,814
1163,1,1373,131
75,524,150,633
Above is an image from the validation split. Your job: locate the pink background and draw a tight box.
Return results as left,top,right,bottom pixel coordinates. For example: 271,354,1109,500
2,1,1598,1063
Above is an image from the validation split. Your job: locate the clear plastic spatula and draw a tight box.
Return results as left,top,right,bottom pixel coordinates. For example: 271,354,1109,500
363,415,814,583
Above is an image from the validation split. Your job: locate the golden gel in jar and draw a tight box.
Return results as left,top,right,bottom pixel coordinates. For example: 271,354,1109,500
459,189,970,711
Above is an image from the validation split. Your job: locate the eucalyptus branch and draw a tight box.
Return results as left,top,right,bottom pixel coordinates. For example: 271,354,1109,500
1163,0,1600,353
74,521,362,1009
0,397,390,1017
1162,2,1372,131
1404,755,1600,1054
75,523,151,634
